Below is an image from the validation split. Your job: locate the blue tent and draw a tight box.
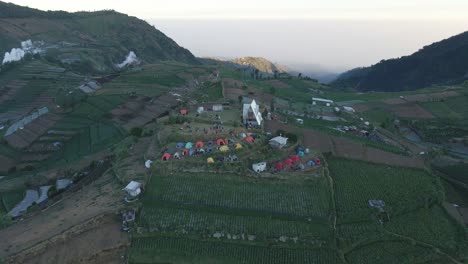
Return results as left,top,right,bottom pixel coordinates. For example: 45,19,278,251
176,142,185,149
189,149,195,156
298,151,305,157
307,160,315,167
296,146,305,153
185,142,194,149
206,148,213,153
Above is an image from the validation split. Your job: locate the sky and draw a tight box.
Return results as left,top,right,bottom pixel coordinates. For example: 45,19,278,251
7,0,468,73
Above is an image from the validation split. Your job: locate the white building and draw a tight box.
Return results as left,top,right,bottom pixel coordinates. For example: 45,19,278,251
312,97,334,106
269,136,288,149
243,99,263,126
123,181,142,197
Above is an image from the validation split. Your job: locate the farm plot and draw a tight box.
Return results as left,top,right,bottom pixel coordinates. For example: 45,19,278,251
146,173,331,219
129,235,343,264
140,207,331,245
345,240,448,264
328,157,443,223
421,95,468,120
384,206,466,255
386,103,434,119
5,113,62,149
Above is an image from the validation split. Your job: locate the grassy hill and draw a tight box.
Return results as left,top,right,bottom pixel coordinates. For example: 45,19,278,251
332,31,468,91
0,1,198,73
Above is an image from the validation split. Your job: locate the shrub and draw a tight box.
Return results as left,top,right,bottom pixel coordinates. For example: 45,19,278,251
130,127,143,137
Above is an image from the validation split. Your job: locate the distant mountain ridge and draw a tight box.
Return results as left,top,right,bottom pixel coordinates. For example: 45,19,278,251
0,1,198,72
230,57,290,74
332,31,468,91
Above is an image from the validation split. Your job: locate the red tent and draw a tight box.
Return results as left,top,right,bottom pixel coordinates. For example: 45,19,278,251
196,141,204,148
315,158,321,165
217,139,227,146
182,149,190,156
180,109,188,115
291,155,301,163
245,136,254,143
162,153,171,161
275,162,284,170
285,158,294,166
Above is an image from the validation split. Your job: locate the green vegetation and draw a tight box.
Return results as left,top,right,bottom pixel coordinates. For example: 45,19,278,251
331,31,468,91
145,172,330,219
328,157,443,223
130,235,342,264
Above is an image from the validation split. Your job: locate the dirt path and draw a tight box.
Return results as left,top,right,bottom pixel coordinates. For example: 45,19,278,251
0,173,125,261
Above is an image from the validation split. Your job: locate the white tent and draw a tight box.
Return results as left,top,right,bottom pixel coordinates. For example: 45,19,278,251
243,99,263,126
123,181,142,197
252,162,267,172
145,160,153,169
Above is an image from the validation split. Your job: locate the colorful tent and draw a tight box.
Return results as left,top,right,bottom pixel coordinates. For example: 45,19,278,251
245,136,254,143
307,160,316,167
235,143,243,149
217,139,227,146
189,149,195,156
183,149,190,156
174,152,181,159
196,141,204,148
315,158,321,165
275,162,284,170
180,109,188,115
185,142,194,149
207,157,215,164
291,155,301,163
298,151,305,157
285,158,294,166
162,153,171,161
176,142,185,149
220,145,229,152
206,148,213,153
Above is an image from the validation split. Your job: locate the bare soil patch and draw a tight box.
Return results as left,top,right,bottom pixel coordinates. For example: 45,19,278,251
0,173,124,259
387,103,434,119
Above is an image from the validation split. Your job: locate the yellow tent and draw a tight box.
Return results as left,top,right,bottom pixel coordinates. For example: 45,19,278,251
235,143,243,149
220,145,229,152
207,157,215,164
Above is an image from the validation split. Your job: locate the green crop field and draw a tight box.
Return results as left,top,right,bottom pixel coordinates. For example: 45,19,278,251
328,157,443,223
420,95,468,120
145,172,331,219
129,235,342,264
1,189,24,212
140,207,331,245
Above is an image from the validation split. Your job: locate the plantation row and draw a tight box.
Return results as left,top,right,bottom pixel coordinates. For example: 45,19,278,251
146,173,331,218
140,207,331,245
130,236,342,264
327,157,444,223
345,240,449,264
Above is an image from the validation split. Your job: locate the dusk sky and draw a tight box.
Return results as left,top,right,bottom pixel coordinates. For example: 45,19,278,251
7,0,468,72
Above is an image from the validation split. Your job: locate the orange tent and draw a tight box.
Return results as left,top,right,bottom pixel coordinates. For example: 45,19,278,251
180,109,188,115
216,139,227,146
196,141,204,148
245,136,254,143
162,153,171,161
183,149,190,156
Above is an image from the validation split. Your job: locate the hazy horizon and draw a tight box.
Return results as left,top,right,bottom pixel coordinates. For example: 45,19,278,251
6,0,468,74
150,19,467,74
